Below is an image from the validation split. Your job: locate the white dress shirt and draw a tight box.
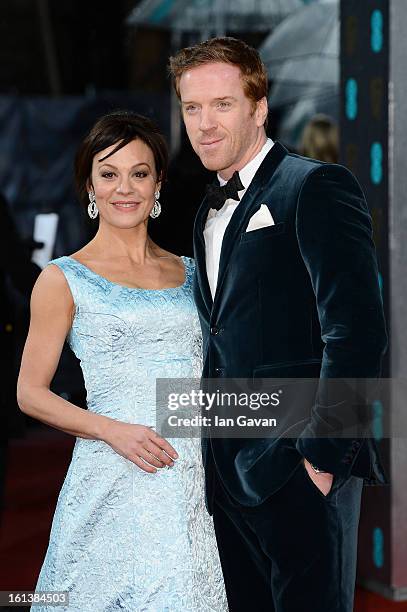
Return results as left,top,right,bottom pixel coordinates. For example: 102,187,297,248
204,138,274,298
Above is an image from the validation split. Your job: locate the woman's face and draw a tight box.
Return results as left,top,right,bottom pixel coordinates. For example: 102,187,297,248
89,138,160,229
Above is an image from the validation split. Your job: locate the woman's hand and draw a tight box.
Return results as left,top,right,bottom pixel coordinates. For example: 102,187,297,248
104,421,179,473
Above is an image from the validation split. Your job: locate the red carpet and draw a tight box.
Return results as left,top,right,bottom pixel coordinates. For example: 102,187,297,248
1,426,406,611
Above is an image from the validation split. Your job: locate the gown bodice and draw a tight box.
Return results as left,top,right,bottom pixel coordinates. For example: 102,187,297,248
51,255,202,425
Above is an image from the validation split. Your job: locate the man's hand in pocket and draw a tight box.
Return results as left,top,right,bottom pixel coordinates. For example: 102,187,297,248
303,458,334,496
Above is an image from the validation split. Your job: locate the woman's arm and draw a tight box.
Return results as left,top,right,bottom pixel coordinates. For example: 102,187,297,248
17,265,178,472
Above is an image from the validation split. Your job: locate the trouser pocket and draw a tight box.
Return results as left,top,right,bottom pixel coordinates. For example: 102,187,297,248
300,461,347,502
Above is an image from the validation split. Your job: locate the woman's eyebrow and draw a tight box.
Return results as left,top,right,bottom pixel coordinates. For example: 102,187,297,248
97,161,151,170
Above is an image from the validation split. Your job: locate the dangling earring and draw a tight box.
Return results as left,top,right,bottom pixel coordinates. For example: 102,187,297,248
150,190,161,219
88,191,99,219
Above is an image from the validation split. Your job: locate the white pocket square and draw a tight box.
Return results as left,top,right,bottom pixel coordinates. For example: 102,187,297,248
246,205,275,232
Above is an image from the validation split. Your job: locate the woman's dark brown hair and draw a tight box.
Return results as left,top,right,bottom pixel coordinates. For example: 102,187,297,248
74,110,169,210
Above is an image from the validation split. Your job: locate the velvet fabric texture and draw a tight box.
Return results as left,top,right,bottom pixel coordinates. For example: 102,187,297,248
193,142,388,513
212,464,364,612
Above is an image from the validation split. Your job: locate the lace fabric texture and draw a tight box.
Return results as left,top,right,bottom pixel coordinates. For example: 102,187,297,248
33,256,227,612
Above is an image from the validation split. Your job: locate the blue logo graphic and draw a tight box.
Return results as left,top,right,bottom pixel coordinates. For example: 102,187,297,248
370,142,383,184
378,272,384,302
373,527,384,568
345,79,358,120
371,10,384,53
372,399,383,441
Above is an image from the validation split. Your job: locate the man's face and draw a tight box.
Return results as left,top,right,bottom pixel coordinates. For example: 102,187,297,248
179,62,267,179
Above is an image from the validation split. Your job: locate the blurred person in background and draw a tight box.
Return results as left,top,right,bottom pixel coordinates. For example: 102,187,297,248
300,113,339,163
169,37,387,612
17,111,227,611
0,193,41,526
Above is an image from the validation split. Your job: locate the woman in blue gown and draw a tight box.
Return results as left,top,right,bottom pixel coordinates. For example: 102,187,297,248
17,111,227,611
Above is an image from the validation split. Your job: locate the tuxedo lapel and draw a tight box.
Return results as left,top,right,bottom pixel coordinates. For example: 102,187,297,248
193,194,213,315
214,141,288,305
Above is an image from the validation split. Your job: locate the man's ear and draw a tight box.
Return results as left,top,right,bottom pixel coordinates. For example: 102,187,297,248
255,96,269,128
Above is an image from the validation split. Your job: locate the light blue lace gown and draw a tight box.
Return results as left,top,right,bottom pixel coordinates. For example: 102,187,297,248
32,256,227,612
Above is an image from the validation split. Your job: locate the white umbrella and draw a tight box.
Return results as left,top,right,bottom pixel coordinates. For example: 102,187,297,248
127,0,306,33
259,0,338,146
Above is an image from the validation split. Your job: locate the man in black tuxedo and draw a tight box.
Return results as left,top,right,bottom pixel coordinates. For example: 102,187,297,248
169,38,387,611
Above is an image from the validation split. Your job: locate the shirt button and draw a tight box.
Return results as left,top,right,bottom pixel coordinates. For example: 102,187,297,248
210,326,220,335
215,368,224,377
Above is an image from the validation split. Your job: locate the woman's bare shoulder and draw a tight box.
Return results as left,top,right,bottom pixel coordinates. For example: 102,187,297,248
31,263,73,308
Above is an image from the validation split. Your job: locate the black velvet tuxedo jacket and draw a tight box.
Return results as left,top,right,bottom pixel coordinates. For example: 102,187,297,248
193,142,388,512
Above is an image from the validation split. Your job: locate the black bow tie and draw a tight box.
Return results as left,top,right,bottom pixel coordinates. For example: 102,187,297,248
205,171,245,211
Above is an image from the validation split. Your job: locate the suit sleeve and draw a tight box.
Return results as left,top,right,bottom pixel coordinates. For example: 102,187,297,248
294,163,387,477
